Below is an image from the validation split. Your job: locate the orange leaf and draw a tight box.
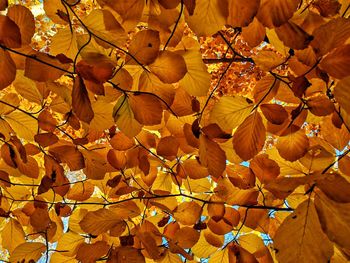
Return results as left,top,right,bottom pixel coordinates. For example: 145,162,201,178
276,127,309,162
250,154,280,184
260,103,288,125
320,44,350,79
129,93,163,125
233,111,266,161
7,5,35,45
199,134,226,178
0,49,16,90
149,51,187,83
174,202,202,225
24,52,69,82
128,29,160,65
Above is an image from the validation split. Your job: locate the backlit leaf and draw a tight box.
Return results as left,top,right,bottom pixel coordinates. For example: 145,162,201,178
233,111,266,161
149,51,187,84
274,200,333,263
210,96,254,132
10,242,46,263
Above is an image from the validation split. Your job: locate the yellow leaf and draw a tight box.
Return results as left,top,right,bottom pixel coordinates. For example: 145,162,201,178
51,252,78,263
79,208,122,235
13,71,43,104
215,178,258,206
113,95,142,138
186,0,228,36
209,248,229,263
210,96,254,132
239,233,265,254
4,110,38,141
152,172,173,193
192,232,218,258
1,218,25,253
315,189,350,250
56,232,85,257
10,242,46,263
90,100,114,132
274,200,333,263
253,50,285,71
179,50,210,96
82,9,126,47
50,28,79,60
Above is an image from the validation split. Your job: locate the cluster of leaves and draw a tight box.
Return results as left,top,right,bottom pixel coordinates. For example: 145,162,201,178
0,0,350,262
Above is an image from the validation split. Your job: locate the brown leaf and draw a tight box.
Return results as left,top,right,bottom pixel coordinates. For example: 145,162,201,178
76,58,114,84
315,173,350,203
315,189,350,250
38,109,57,132
34,133,59,148
274,200,333,263
227,0,260,27
260,104,288,125
0,0,7,10
72,75,94,123
49,142,85,171
0,15,21,48
275,21,313,50
107,246,145,263
256,0,300,28
306,95,334,116
0,49,16,90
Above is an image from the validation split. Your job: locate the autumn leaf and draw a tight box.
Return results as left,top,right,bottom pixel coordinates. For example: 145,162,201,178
0,1,349,262
233,111,266,161
274,200,334,263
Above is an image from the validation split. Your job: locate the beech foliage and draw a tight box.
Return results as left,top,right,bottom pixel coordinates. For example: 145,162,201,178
0,0,350,262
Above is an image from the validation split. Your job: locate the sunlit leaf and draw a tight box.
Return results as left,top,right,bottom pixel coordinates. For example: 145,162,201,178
274,200,334,263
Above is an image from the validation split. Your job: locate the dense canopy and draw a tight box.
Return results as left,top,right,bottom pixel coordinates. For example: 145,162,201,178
0,0,350,262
